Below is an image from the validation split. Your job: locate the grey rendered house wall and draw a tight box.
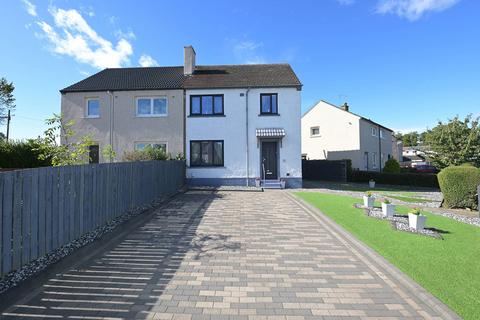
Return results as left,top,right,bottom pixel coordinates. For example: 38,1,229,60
61,89,184,162
359,119,393,171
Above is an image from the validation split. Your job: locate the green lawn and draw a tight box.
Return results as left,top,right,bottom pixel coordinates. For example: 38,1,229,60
295,192,480,320
384,194,434,203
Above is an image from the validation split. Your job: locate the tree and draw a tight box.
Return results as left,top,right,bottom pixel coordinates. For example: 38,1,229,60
424,115,480,169
402,131,419,147
36,113,94,166
0,77,15,125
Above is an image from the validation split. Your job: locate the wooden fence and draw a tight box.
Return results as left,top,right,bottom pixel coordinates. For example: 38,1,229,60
0,160,185,277
302,159,349,182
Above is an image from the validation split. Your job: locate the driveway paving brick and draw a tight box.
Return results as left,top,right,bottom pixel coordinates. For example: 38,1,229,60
0,190,458,319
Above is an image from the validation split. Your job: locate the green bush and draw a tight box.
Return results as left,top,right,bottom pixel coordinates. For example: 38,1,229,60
383,158,401,173
0,139,51,168
122,146,169,162
437,166,480,210
350,170,439,188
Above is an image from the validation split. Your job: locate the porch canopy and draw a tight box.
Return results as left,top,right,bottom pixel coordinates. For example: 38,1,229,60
255,128,286,138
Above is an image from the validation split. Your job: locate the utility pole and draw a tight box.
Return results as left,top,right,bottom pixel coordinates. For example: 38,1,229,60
1,109,11,141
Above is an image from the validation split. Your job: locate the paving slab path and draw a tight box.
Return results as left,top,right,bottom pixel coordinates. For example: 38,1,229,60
0,190,458,319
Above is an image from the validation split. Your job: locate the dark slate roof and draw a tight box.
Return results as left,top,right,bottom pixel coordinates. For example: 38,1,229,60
60,67,185,93
184,64,302,89
60,64,302,93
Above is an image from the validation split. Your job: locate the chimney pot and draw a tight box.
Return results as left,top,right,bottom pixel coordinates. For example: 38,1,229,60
184,46,196,75
342,103,349,112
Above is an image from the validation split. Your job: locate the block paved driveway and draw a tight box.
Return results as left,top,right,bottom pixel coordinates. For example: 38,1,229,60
0,190,457,319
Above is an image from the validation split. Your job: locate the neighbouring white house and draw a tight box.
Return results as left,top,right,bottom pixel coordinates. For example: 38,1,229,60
301,100,394,172
402,147,428,167
60,46,303,188
183,46,303,188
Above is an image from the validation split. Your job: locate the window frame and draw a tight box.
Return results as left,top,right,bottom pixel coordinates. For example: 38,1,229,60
135,96,168,117
372,152,378,169
260,93,279,115
371,127,377,137
190,140,224,167
134,142,168,153
380,129,385,139
189,94,224,116
85,98,100,118
310,126,320,137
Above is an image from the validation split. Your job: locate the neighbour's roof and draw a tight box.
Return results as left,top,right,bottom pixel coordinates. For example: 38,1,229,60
60,64,302,93
183,64,302,89
302,100,393,132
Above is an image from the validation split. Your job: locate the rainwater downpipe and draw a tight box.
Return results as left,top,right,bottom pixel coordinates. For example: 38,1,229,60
245,88,251,186
107,90,114,162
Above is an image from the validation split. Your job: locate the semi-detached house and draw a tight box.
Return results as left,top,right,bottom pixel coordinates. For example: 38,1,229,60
60,46,303,188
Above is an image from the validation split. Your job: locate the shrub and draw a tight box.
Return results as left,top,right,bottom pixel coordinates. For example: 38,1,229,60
350,170,439,188
0,139,51,168
122,146,169,162
437,165,480,210
383,159,401,173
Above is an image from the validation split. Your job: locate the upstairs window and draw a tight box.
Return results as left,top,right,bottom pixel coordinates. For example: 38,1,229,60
260,93,278,115
371,127,377,137
190,95,224,116
136,97,167,117
310,126,320,137
86,99,100,118
190,140,224,167
380,129,385,139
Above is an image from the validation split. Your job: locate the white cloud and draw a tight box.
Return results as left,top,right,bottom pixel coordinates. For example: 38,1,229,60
336,0,355,5
376,0,460,21
232,40,267,64
22,0,37,16
138,54,158,67
35,7,133,69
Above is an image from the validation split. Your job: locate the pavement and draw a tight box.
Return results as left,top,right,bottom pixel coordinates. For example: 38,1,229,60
0,189,458,319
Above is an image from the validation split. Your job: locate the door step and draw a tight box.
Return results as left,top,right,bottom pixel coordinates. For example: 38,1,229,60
262,180,283,189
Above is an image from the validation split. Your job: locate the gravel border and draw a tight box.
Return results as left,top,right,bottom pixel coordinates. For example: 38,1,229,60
354,203,444,239
0,194,176,294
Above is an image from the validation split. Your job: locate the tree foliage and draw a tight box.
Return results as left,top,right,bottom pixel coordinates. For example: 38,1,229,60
0,139,51,168
424,115,480,169
122,145,169,162
36,113,94,166
383,158,401,173
0,77,15,125
395,131,420,147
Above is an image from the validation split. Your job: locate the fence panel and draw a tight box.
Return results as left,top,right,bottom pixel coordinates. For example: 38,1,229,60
0,160,185,277
302,159,348,182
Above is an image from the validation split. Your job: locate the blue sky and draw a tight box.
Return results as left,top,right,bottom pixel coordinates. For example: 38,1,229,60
1,0,479,139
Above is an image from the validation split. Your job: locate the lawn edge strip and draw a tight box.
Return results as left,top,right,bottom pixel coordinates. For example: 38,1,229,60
286,191,460,319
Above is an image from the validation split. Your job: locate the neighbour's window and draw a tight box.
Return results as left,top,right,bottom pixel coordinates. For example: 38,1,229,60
135,142,167,153
310,127,320,137
89,145,99,164
260,93,278,114
380,129,384,139
86,99,100,118
190,95,224,116
136,97,167,116
190,140,224,167
372,152,377,169
371,127,377,137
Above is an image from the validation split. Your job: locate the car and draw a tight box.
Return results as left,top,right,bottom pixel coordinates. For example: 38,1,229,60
415,165,438,173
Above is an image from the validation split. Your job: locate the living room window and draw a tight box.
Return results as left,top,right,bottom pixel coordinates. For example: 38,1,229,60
136,97,167,117
260,93,278,115
86,99,100,118
190,95,224,116
190,140,224,167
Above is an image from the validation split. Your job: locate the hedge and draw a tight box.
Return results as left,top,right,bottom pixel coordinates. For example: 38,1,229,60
349,170,439,188
0,139,51,169
437,165,480,210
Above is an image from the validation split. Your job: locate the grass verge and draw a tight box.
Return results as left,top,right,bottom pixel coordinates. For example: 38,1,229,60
295,192,480,320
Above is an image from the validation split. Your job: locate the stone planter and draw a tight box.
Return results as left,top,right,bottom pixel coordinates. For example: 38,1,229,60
369,180,376,188
280,180,286,189
255,179,261,187
363,196,375,208
382,203,395,217
408,213,426,231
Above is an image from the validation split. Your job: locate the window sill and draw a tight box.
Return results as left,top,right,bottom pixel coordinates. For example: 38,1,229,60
310,135,321,138
258,113,280,116
135,114,168,118
85,116,100,119
188,115,225,118
189,166,225,168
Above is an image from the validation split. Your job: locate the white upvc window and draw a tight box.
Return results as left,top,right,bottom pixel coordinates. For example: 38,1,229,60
86,98,100,118
134,142,167,153
371,127,377,137
310,126,320,137
380,129,385,139
136,97,168,117
372,152,377,169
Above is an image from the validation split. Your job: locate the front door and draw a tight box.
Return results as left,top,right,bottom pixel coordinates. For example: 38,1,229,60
261,141,278,180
